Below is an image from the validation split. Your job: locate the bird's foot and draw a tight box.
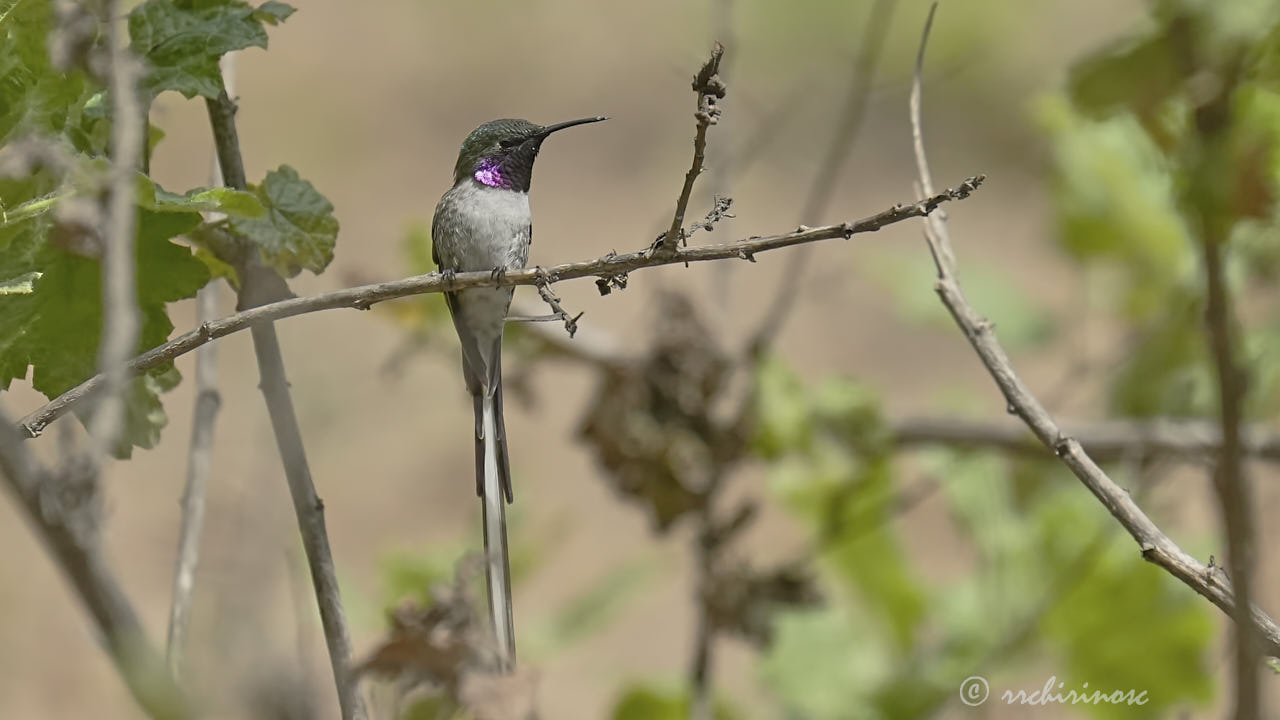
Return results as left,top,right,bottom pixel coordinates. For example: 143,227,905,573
441,268,457,289
489,267,507,285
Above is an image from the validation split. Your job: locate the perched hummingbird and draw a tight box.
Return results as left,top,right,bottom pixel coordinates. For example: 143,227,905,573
431,116,606,670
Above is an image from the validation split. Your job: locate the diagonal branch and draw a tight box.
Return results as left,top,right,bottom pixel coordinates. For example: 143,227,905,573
204,90,368,720
909,1,1280,658
18,182,981,437
0,403,188,718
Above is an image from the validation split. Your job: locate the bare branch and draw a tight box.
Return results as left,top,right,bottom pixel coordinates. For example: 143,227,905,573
656,42,725,254
19,182,980,437
0,402,188,718
909,1,1280,659
166,56,236,676
1198,129,1260,720
89,0,144,453
533,268,582,338
165,281,221,677
204,89,368,720
689,503,717,720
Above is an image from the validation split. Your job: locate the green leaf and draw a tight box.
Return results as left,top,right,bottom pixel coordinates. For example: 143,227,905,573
147,122,166,154
1,191,67,228
1109,291,1213,417
0,208,211,455
751,355,813,459
252,0,295,24
818,457,928,649
760,607,887,720
380,548,459,609
229,164,338,276
1224,85,1280,222
1253,20,1280,90
754,358,922,649
192,245,238,285
400,695,462,720
128,0,291,99
1043,542,1214,719
1039,97,1194,321
142,181,266,218
0,270,40,294
525,558,655,657
866,251,1054,351
1069,33,1183,121
0,0,95,145
611,684,738,720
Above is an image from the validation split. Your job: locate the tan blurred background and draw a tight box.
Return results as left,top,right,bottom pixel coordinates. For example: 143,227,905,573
5,0,1277,717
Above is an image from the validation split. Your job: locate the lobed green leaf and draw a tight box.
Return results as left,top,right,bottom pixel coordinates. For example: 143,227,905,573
229,164,338,277
0,207,211,455
128,0,294,99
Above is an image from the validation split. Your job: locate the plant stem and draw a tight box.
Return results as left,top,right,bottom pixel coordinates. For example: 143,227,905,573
204,89,367,720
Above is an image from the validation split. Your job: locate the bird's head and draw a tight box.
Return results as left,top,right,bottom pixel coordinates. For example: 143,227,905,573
452,116,607,192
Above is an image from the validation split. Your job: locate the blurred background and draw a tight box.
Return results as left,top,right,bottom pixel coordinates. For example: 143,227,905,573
3,0,1279,717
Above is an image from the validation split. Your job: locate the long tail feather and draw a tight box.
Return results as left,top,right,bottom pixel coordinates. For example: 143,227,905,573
480,391,516,670
493,377,513,503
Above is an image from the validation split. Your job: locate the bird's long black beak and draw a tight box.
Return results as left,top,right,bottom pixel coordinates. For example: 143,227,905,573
537,116,608,138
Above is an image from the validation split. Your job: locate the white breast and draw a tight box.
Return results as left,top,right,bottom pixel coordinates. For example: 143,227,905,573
434,181,532,272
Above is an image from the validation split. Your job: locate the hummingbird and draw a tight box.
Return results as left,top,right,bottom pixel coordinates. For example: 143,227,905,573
431,116,606,670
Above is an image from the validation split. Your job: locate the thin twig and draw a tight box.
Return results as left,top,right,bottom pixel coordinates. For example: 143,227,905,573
18,183,981,437
204,90,367,720
685,196,735,241
509,298,630,370
166,55,235,676
1202,183,1260,718
1179,36,1261,715
689,501,717,720
0,403,188,718
165,279,222,676
533,268,582,338
747,0,897,358
89,0,143,453
656,42,725,254
709,0,735,317
909,1,1280,658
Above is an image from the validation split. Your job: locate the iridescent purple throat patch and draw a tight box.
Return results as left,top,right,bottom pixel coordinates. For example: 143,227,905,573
474,158,508,188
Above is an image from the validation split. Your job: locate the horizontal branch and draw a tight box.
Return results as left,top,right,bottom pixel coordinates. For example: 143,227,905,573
892,416,1280,464
17,179,983,437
